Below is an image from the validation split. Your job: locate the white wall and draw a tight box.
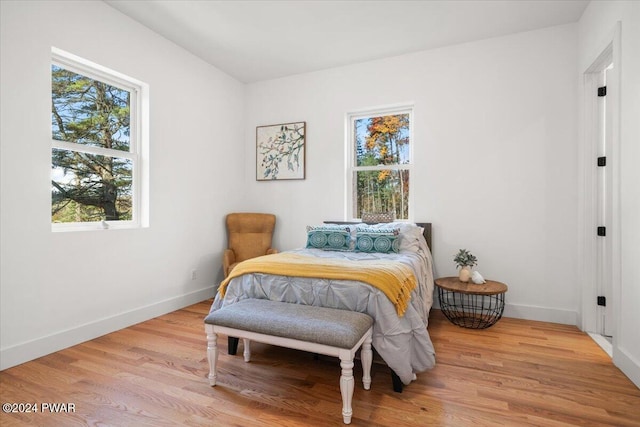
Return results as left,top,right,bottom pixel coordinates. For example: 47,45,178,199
578,0,640,387
244,25,579,325
0,0,245,369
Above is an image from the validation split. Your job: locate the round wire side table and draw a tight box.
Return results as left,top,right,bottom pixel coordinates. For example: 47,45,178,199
435,277,508,329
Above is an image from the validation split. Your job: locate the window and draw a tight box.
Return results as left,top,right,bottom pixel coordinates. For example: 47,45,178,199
51,48,148,231
347,106,413,221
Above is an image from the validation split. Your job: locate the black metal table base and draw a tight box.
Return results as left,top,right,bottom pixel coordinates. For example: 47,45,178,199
438,287,505,329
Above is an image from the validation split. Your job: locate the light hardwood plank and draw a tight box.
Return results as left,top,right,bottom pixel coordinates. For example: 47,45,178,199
1,300,639,426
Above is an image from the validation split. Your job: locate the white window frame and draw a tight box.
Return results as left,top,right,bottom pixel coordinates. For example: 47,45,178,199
51,47,149,232
345,105,414,222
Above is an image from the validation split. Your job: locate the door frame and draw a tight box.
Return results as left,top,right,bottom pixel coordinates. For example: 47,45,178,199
578,23,622,344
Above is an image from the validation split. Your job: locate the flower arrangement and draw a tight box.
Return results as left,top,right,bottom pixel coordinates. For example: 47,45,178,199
453,249,477,268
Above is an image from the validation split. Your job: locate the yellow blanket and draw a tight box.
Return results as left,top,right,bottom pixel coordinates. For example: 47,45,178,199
218,252,416,316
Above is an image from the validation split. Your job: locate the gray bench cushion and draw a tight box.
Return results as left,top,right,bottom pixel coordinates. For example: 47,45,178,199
205,299,373,349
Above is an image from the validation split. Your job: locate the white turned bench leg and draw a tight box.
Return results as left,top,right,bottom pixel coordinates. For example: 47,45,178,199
243,338,251,362
205,321,373,425
361,335,372,390
206,331,218,386
339,356,355,424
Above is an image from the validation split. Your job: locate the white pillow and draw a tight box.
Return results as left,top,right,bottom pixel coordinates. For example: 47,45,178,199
364,222,424,252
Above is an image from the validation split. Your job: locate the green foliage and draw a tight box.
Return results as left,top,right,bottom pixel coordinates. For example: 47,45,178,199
51,65,132,222
454,249,478,268
355,114,410,219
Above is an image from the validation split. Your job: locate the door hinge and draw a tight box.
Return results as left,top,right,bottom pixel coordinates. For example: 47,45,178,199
597,226,606,236
597,296,606,306
597,156,606,167
598,86,607,97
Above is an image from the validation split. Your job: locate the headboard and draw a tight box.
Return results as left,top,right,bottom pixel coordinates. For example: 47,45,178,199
415,222,432,252
323,221,432,252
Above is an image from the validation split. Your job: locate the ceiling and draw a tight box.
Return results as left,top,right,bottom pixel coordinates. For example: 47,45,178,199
106,0,589,83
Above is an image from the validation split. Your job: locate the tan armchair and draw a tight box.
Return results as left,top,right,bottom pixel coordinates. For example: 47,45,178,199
223,213,277,277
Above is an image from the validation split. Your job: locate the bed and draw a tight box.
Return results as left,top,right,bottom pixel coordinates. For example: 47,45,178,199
209,221,436,391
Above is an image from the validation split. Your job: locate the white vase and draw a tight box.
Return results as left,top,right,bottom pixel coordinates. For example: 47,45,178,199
459,266,472,282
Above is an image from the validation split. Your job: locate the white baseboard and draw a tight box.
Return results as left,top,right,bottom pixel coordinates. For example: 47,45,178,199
588,332,613,357
502,303,577,325
614,345,640,389
0,286,215,371
432,300,578,325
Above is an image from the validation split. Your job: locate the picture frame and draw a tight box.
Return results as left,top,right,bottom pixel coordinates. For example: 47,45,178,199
256,121,306,181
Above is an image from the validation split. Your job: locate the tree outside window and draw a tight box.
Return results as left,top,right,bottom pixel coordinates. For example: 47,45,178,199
349,109,412,220
50,51,145,229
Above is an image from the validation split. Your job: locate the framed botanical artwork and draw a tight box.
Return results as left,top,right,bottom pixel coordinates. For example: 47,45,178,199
256,121,306,181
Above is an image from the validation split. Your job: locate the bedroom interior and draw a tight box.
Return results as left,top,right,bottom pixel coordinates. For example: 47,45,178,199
1,0,639,425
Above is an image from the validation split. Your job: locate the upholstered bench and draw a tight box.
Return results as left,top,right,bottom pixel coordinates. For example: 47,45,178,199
204,299,374,424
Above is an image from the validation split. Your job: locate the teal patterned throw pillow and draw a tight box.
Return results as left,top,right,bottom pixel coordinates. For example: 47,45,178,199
354,227,400,253
306,225,352,251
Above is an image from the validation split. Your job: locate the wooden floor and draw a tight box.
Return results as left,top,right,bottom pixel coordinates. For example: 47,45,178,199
1,300,639,426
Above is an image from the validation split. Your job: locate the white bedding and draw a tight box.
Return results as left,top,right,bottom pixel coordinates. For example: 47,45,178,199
210,229,436,385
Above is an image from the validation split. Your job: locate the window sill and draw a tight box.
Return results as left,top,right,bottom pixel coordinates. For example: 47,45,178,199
51,220,143,232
